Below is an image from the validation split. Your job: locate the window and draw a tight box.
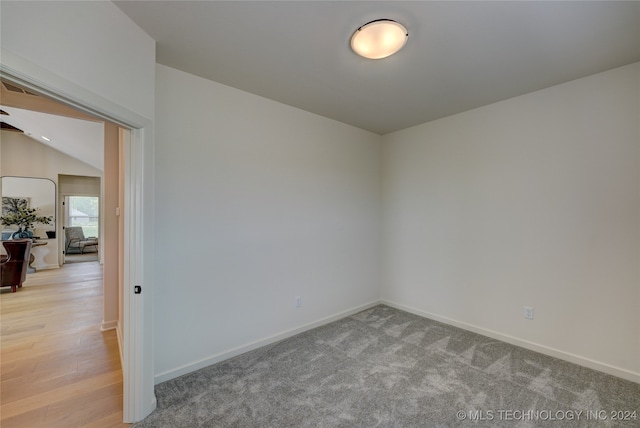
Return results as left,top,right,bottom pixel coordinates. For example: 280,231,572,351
68,196,99,238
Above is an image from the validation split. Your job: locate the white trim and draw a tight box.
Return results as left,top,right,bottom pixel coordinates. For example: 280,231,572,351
101,320,118,331
154,300,382,384
122,127,156,422
382,299,640,384
0,50,148,129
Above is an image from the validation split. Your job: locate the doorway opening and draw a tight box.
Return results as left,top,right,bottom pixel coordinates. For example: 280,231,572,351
0,69,155,421
64,195,100,263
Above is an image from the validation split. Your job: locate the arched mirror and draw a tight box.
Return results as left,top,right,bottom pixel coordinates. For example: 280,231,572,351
1,176,56,240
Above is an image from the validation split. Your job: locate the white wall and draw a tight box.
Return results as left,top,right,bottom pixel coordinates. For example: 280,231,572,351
1,132,102,179
0,0,155,120
58,174,102,196
154,65,382,381
382,63,640,381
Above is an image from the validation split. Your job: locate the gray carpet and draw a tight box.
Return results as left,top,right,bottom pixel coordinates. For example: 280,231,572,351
134,305,639,427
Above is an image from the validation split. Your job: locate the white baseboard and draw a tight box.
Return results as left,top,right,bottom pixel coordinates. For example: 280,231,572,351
101,319,118,331
33,264,60,271
154,300,382,384
382,299,640,384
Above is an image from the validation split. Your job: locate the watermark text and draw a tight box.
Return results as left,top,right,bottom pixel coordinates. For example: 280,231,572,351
456,409,637,422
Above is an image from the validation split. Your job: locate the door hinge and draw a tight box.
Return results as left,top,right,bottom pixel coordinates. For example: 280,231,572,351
134,285,142,294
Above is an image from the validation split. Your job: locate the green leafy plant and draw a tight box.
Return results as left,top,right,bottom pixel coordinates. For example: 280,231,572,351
1,205,53,231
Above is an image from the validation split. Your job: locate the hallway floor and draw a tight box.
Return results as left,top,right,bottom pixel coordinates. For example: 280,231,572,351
1,262,128,427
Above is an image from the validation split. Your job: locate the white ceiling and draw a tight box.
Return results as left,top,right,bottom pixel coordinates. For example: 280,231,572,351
0,106,104,170
114,1,640,135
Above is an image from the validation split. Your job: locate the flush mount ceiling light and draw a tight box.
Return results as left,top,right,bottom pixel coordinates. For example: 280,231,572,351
351,19,408,60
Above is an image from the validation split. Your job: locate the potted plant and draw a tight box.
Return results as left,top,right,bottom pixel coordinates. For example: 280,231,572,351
0,202,53,239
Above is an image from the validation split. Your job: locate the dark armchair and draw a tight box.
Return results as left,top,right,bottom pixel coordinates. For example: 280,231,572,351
1,239,32,293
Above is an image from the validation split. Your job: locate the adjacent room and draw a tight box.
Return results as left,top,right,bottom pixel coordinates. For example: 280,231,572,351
0,79,128,426
1,1,638,425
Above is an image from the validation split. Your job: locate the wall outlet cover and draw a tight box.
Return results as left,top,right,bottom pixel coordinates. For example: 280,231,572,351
524,306,534,320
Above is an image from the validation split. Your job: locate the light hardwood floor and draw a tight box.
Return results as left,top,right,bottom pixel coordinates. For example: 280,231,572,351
1,262,129,427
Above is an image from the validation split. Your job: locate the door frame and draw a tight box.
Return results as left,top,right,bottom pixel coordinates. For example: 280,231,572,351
62,192,101,264
1,53,156,422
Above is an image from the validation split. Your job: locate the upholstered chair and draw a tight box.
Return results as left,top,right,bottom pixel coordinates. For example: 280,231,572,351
65,227,98,254
1,239,32,293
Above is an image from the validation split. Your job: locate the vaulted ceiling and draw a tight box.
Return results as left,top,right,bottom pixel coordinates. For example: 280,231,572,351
2,1,639,156
115,1,640,134
0,81,104,170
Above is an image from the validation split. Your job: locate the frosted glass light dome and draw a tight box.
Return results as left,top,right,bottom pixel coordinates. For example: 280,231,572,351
351,19,408,59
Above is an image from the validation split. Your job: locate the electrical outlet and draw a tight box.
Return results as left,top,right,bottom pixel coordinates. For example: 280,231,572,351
524,306,534,320
295,296,302,308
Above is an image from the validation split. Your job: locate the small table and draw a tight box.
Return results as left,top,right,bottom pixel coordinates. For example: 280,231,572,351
28,240,48,273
